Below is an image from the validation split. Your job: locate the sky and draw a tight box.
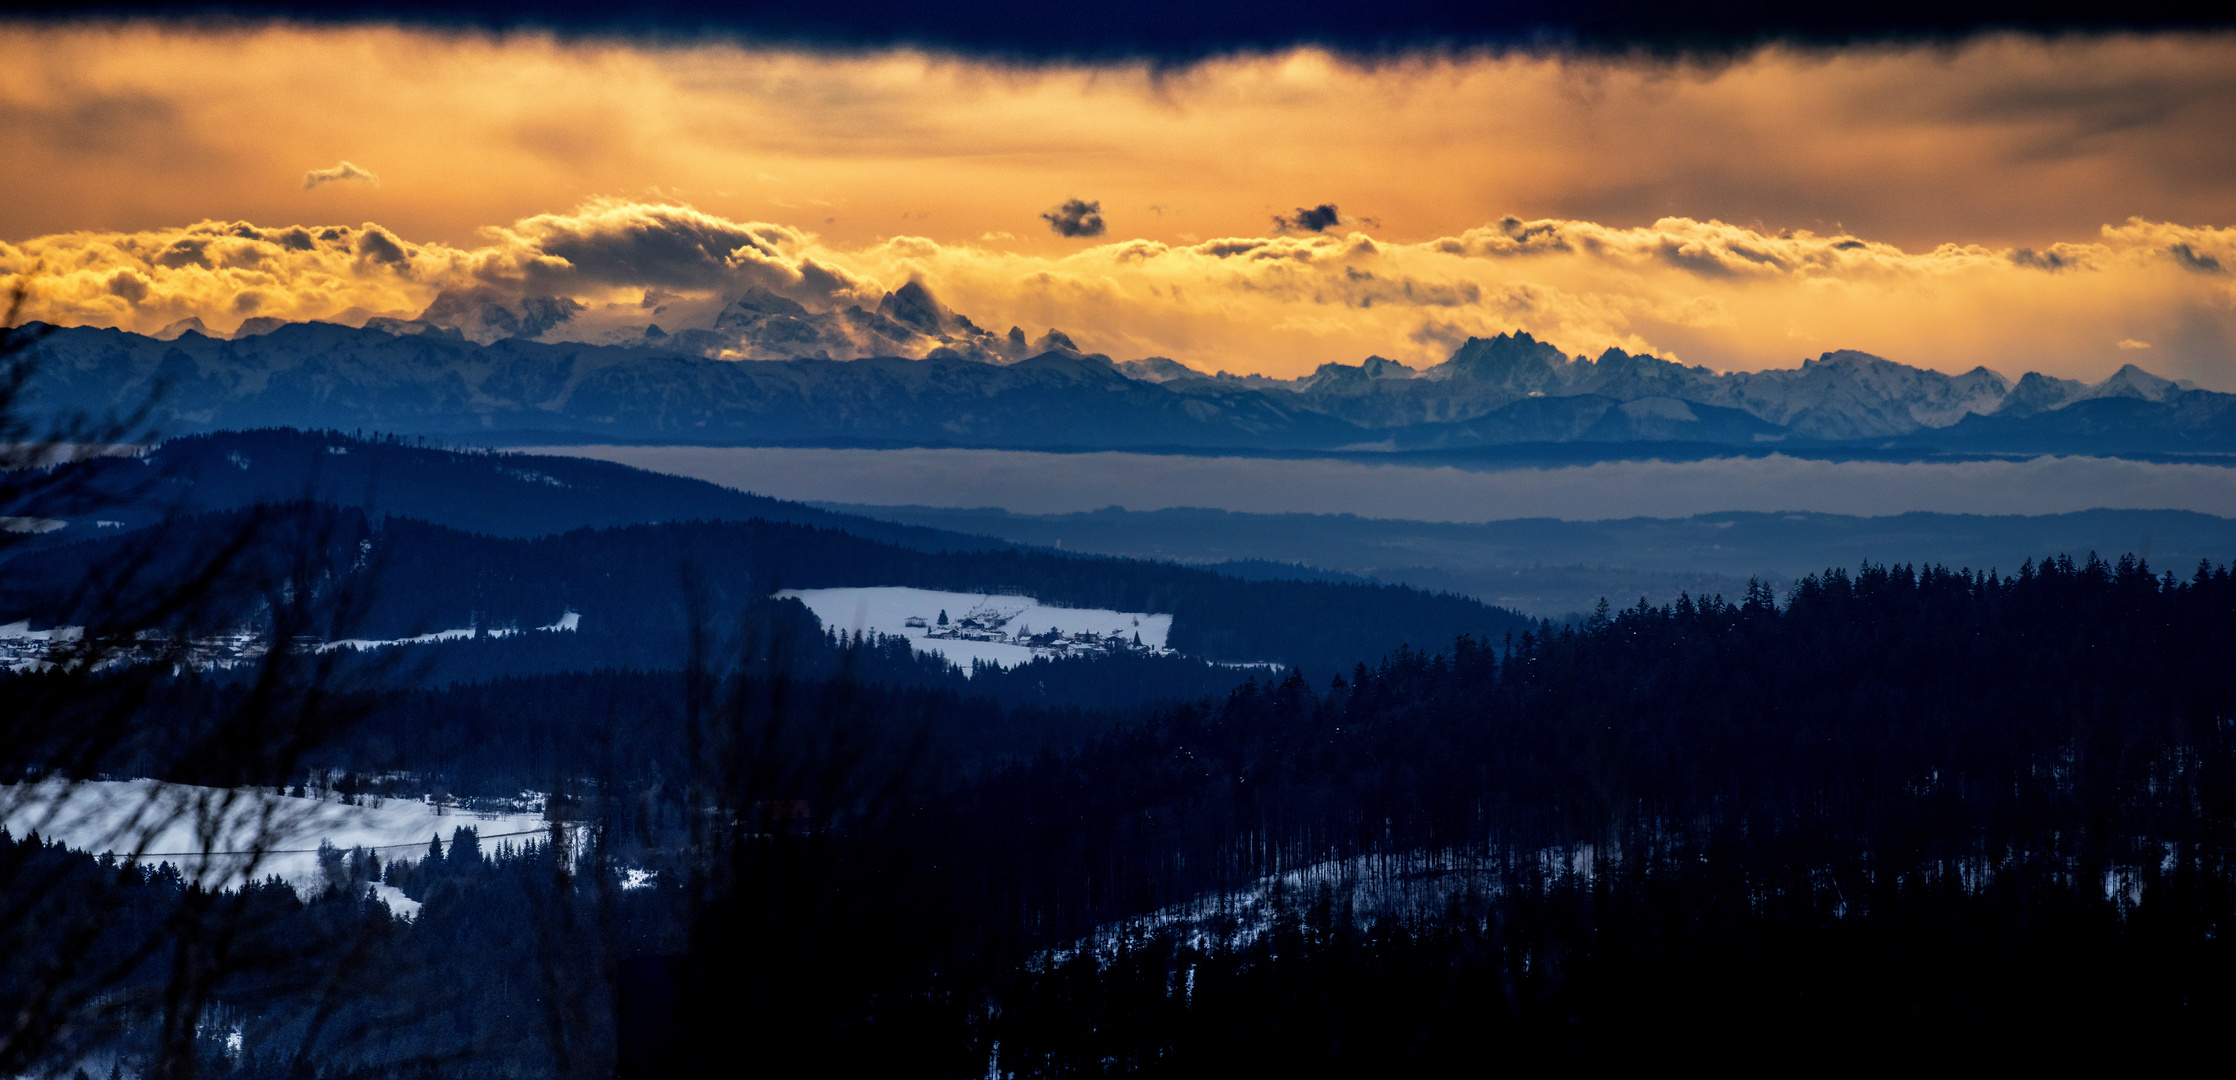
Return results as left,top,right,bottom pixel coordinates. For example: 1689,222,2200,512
2,11,2233,383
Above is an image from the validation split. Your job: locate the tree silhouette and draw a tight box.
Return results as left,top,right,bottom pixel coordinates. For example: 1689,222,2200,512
0,275,403,1078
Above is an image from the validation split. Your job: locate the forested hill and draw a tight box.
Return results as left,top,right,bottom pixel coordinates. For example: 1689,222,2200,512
10,547,2236,1070
922,555,2236,1063
0,503,1531,676
4,428,1020,553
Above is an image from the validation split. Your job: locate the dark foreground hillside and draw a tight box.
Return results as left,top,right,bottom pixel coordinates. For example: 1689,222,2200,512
8,551,2236,1074
949,555,2236,1067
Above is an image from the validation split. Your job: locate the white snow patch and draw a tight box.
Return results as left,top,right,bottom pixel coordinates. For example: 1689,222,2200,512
2,613,580,670
776,587,1171,673
370,882,422,919
0,779,563,903
318,611,577,651
0,621,79,641
318,627,481,651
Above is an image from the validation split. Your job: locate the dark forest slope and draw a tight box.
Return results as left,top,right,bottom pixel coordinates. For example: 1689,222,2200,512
3,428,1022,552
0,503,1530,676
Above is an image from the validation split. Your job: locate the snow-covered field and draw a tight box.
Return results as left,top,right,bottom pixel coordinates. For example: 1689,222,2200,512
776,587,1171,672
1,611,582,670
0,779,563,915
319,610,579,652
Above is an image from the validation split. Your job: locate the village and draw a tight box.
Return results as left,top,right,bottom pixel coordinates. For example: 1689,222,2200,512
904,599,1168,662
0,622,275,674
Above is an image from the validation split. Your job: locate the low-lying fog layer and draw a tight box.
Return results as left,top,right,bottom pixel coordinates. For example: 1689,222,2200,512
526,446,2236,522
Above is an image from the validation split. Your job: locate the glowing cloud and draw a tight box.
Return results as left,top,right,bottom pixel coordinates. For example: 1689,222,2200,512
7,203,2235,387
302,161,379,190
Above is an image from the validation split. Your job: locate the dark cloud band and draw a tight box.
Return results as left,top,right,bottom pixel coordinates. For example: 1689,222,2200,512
5,1,2230,59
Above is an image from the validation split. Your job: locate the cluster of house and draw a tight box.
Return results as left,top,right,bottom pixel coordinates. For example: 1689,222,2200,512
902,605,1165,661
0,623,70,673
1,623,327,673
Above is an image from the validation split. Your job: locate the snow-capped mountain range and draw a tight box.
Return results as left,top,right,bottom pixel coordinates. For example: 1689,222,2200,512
20,282,2231,455
1125,332,2201,443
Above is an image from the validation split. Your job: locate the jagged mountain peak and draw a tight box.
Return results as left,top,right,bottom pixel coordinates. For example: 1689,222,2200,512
1115,356,1203,383
721,287,810,319
1992,363,2193,417
1299,355,1419,393
877,280,938,330
1788,351,2007,395
1994,371,2088,417
1584,347,1717,391
1009,350,1126,381
700,281,1048,365
2096,363,2185,402
1426,332,1573,385
415,287,587,345
154,317,214,341
1797,353,1905,377
875,279,967,337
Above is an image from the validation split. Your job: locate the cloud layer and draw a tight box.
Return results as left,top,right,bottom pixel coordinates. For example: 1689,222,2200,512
0,201,875,340
7,201,2233,386
5,26,2234,257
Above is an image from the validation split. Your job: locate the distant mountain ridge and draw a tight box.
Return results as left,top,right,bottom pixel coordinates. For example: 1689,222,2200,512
1179,333,2197,444
11,321,1357,450
10,304,2229,455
